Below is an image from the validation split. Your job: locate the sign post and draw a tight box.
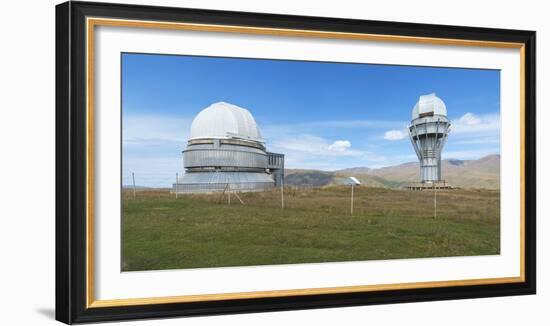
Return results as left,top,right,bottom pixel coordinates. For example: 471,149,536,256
347,177,361,215
175,173,179,199
132,172,136,199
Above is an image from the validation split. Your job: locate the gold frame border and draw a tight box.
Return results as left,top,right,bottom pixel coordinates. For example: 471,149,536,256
85,17,526,309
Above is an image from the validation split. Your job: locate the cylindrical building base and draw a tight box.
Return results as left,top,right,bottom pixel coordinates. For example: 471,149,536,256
421,165,439,182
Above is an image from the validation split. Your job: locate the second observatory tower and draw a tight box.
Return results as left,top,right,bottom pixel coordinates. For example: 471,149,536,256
408,93,451,184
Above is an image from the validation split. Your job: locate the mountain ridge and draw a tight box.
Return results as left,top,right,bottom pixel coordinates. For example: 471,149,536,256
285,154,500,189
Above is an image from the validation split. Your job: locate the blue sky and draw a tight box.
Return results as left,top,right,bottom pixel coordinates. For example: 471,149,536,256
122,53,500,187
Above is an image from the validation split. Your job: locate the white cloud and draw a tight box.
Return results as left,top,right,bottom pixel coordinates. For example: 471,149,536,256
122,114,192,186
123,114,191,146
327,140,351,152
271,135,362,158
451,112,500,135
456,112,481,126
383,129,407,141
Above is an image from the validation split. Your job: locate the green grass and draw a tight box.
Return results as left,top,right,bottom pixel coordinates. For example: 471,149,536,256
122,186,500,271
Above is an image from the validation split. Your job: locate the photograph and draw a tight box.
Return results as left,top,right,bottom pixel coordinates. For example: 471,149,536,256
121,53,501,272
50,1,538,324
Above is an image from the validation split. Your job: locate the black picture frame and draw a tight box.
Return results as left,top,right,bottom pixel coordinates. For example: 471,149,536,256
56,1,536,324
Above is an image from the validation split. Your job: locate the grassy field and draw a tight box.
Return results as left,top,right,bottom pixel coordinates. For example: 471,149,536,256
122,186,500,271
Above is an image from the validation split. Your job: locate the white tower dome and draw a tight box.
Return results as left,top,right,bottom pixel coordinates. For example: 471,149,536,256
411,93,447,120
189,102,262,141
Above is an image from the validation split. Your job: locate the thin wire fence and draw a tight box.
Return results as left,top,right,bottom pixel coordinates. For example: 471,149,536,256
122,172,182,189
120,173,488,220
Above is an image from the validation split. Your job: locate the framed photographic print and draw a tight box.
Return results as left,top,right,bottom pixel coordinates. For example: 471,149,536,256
55,1,536,324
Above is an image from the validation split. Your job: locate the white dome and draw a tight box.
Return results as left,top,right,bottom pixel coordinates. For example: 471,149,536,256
411,93,447,120
189,102,263,141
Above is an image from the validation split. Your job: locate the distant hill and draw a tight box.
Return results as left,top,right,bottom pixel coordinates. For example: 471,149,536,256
285,154,500,189
284,169,337,187
336,167,371,175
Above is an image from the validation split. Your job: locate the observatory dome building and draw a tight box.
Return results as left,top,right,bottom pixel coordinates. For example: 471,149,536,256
408,93,451,186
173,102,284,193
